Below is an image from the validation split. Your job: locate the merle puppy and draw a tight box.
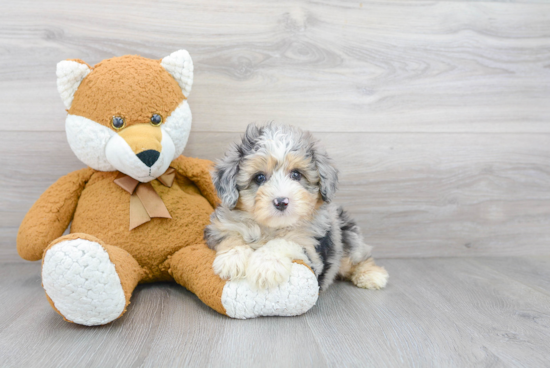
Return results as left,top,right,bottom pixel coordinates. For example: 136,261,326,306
205,123,388,291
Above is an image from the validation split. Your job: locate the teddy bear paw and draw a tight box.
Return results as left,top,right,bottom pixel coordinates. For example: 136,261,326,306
221,262,319,319
42,238,126,326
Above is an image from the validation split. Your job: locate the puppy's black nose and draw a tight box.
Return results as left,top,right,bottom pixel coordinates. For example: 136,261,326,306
273,197,289,211
136,150,160,167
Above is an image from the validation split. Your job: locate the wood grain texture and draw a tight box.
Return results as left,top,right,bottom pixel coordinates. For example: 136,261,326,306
0,0,549,133
474,257,550,296
1,0,549,259
2,258,550,367
2,131,549,262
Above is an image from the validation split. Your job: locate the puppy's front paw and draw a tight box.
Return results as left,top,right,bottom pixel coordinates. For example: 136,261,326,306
213,246,253,281
247,248,293,289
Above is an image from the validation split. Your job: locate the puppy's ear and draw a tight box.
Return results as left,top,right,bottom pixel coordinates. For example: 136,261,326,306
313,145,339,203
212,149,241,209
242,123,264,151
213,123,264,208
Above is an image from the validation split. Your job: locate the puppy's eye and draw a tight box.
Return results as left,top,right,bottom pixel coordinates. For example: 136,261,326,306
150,114,163,126
111,116,125,130
254,173,266,185
290,171,302,181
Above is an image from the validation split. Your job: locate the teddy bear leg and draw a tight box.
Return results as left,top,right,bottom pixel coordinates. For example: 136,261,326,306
42,233,144,326
167,244,319,319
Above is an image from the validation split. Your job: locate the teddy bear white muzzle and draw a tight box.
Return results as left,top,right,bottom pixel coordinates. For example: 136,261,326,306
65,101,191,183
105,129,175,183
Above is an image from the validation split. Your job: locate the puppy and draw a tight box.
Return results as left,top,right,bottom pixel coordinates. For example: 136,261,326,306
205,123,389,291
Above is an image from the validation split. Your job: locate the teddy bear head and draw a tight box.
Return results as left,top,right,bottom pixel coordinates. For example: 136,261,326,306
56,50,194,182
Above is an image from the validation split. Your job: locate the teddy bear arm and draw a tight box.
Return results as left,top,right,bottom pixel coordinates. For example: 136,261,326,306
171,155,220,208
17,167,95,261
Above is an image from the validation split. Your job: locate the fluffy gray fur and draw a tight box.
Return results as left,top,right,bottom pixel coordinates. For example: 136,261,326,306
205,123,374,290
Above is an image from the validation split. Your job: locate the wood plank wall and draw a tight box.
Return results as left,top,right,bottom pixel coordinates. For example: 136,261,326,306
1,0,549,262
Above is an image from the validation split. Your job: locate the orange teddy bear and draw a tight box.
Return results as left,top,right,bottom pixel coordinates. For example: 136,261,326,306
16,50,319,325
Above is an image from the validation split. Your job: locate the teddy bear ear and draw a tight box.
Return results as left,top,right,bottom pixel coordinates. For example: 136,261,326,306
56,60,91,109
160,50,194,98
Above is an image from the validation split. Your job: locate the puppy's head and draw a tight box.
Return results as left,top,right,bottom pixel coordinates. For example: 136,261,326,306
213,123,338,228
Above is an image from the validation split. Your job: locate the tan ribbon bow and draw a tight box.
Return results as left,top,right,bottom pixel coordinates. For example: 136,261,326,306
114,167,176,230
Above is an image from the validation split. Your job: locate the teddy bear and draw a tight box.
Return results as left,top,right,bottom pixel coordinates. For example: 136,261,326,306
16,50,319,326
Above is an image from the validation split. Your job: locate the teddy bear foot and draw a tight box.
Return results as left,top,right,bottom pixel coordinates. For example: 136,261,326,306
42,238,127,326
221,262,319,319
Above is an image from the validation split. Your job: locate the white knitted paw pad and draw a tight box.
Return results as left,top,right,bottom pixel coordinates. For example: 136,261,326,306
221,263,319,319
42,239,126,326
161,50,194,97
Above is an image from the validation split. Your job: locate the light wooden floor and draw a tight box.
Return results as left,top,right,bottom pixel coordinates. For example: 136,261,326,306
1,257,550,368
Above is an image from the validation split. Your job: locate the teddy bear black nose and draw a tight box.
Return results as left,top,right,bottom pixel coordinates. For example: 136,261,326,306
136,150,160,167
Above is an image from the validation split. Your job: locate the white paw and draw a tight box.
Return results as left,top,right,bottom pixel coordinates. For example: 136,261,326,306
222,263,319,319
247,247,293,289
352,267,389,290
213,246,253,281
42,238,126,326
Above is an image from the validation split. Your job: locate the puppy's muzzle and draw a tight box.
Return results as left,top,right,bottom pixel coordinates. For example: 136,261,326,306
273,197,289,211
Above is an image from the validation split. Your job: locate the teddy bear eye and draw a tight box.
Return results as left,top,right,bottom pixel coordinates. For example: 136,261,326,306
111,116,125,130
150,114,163,126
